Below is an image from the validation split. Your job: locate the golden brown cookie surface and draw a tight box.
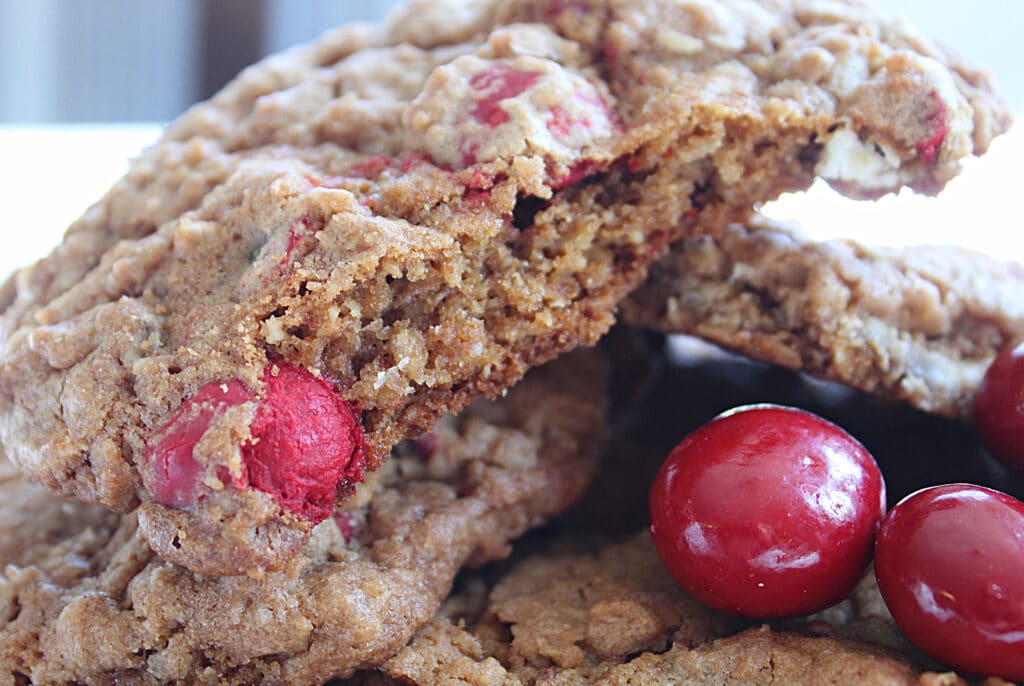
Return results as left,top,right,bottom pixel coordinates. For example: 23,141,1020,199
370,535,946,686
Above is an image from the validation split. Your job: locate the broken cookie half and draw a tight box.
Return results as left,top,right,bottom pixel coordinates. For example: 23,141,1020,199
0,0,1012,575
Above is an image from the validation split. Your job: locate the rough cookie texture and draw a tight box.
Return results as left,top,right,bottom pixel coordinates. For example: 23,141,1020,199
622,218,1024,419
0,0,1012,575
362,534,1006,686
0,351,604,685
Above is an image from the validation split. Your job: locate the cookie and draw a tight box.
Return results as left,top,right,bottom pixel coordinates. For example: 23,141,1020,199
622,217,1024,419
0,350,605,685
0,0,1011,576
366,533,1003,686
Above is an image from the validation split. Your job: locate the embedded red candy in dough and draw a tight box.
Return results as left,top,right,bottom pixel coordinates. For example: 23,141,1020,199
406,52,616,169
145,379,253,509
916,91,949,166
469,65,542,127
146,364,364,523
242,363,365,523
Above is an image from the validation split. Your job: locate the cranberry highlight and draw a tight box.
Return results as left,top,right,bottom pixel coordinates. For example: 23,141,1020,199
874,484,1024,681
649,404,886,618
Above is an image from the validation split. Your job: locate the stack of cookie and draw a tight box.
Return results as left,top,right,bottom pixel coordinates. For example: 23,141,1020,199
0,1,1019,684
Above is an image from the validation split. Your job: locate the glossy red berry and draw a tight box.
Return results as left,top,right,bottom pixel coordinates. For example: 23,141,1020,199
875,484,1024,680
974,342,1024,471
649,405,886,618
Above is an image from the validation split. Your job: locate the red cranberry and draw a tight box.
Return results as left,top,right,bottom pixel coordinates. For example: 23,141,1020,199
874,484,1024,680
974,342,1024,471
649,404,886,618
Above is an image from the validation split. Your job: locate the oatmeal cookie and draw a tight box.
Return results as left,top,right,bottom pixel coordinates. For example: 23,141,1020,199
0,0,1012,575
622,217,1024,419
0,351,604,685
365,534,1006,686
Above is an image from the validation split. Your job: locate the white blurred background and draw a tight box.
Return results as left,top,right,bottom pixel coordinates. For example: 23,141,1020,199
0,1,1020,279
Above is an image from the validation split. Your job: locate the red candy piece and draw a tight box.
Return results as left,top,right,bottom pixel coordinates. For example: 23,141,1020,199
412,431,441,460
348,154,394,179
243,363,364,523
469,65,541,128
147,364,364,523
333,511,359,543
649,405,886,618
146,380,252,508
875,484,1024,680
542,1,590,20
973,341,1024,471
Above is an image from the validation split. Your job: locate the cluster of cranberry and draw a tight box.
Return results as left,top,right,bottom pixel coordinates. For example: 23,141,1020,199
649,344,1024,681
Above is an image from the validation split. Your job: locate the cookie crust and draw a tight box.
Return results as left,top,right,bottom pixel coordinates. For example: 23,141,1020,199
368,534,1003,686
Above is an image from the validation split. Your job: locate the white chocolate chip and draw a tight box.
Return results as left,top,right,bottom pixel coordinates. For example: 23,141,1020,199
263,317,286,344
656,27,705,55
827,50,871,98
815,128,900,190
